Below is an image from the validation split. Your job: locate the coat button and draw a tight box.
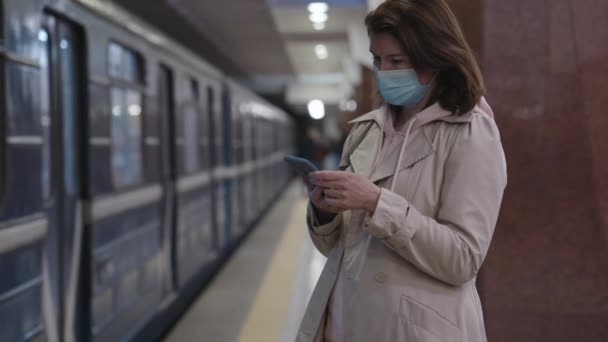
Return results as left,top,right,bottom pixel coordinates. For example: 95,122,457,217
374,272,387,284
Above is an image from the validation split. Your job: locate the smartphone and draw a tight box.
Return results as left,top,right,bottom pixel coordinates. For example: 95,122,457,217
284,155,319,176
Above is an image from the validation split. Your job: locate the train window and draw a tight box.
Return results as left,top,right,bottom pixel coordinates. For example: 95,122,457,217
182,77,200,173
108,42,143,83
191,78,210,169
109,43,122,79
108,42,144,188
39,29,52,200
158,65,175,181
190,79,200,103
110,88,143,187
207,86,216,167
60,36,78,195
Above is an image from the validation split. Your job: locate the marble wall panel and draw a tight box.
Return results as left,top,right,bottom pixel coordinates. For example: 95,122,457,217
474,0,608,340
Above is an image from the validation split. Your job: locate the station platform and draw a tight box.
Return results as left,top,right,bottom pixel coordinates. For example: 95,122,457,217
164,182,324,342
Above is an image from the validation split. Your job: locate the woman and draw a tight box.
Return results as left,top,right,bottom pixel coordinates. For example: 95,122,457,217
297,0,507,341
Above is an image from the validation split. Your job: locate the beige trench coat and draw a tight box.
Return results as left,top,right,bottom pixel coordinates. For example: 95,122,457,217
297,100,507,342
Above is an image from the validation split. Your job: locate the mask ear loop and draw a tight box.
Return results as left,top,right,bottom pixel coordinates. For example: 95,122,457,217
428,71,439,85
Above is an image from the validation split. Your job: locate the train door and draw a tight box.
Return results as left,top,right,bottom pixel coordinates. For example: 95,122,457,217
221,85,234,246
172,75,216,287
207,86,222,250
209,85,228,251
42,14,88,342
158,65,177,295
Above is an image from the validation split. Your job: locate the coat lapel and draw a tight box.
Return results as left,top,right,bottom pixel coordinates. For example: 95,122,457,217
348,124,381,178
345,103,474,184
347,122,434,184
369,126,434,183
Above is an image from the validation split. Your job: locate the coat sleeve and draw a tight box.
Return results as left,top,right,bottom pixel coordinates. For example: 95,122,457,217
306,204,343,257
365,114,507,286
306,123,364,256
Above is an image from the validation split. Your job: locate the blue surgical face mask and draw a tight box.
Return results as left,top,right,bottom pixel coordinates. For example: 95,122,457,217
375,68,430,107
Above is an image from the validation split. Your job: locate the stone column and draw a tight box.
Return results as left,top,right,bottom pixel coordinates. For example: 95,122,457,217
473,0,608,340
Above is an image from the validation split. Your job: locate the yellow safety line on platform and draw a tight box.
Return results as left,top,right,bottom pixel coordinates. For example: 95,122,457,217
237,199,308,342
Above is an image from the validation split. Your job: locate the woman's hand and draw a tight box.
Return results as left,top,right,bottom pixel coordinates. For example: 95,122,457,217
303,176,341,223
309,171,381,214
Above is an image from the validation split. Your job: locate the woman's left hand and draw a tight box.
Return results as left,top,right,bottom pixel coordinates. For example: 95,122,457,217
309,171,381,214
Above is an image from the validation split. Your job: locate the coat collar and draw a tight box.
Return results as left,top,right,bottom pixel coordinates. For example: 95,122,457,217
348,107,384,125
348,102,475,126
346,102,475,184
348,124,434,183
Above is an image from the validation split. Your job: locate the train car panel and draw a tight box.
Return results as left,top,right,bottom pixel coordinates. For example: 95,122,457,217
0,1,295,341
173,72,216,287
70,10,167,340
206,83,228,251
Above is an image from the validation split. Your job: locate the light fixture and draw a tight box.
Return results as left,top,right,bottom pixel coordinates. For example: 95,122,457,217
38,30,48,42
346,100,357,112
308,2,329,31
340,100,357,112
313,22,326,30
308,99,325,120
340,99,357,112
112,106,121,117
315,44,328,60
128,104,142,116
239,103,250,113
307,2,329,13
309,12,328,23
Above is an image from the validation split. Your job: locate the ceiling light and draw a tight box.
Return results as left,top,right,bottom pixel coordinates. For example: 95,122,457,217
307,2,329,13
309,12,328,23
339,99,357,112
346,100,357,112
308,99,325,120
313,22,326,30
315,44,328,60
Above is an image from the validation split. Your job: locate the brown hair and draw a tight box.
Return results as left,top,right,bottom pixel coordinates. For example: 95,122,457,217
365,0,485,114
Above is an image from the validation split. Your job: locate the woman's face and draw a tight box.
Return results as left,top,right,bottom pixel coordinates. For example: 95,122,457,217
369,32,434,85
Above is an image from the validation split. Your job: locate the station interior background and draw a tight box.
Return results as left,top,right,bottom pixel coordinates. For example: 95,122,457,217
113,0,608,340
45,0,608,340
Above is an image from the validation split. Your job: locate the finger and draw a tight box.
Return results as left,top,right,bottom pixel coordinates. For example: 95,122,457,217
318,198,342,213
323,197,348,211
311,185,323,200
323,189,346,199
302,177,314,192
309,171,347,182
312,179,346,189
312,197,340,214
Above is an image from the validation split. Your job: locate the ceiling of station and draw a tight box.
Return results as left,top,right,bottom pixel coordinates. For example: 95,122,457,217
167,0,294,75
114,0,294,77
274,7,366,74
114,0,374,111
270,1,369,107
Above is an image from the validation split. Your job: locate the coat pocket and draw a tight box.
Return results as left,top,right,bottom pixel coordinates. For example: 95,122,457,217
400,295,460,342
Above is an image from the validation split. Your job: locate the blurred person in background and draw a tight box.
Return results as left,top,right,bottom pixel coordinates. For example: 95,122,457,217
298,0,507,341
306,126,329,170
325,133,348,171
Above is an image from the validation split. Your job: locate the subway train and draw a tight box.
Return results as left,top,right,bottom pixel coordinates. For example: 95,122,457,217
0,0,295,341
